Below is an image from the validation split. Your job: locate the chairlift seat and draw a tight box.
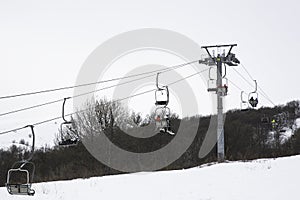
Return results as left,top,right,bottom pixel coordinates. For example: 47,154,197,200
207,88,217,92
59,138,78,146
155,119,168,128
155,101,168,106
241,108,250,112
6,167,35,196
6,183,35,196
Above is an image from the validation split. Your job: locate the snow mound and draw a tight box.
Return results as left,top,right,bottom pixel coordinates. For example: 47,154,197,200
1,155,300,200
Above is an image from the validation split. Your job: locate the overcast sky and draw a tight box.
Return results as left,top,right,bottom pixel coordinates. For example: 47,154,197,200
0,0,299,147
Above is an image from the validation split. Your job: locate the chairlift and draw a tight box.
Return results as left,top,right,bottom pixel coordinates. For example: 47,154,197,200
154,107,174,135
241,91,249,111
59,97,79,146
154,73,174,135
207,67,217,92
155,107,170,129
6,125,35,196
248,80,258,108
261,115,270,124
155,73,169,106
219,77,228,96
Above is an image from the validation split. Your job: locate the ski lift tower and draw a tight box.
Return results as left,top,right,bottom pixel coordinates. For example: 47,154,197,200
199,44,240,162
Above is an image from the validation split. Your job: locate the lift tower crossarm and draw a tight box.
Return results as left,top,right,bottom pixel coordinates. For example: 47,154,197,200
201,44,237,49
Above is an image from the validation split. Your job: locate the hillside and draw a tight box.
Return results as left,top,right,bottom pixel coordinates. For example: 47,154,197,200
1,155,299,200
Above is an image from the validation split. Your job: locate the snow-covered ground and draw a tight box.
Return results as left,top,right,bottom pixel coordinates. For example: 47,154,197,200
1,155,299,200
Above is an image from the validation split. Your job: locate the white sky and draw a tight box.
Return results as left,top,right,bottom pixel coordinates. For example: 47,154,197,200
0,0,300,147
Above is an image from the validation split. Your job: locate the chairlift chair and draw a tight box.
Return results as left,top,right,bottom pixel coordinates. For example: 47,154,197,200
207,67,217,92
241,91,250,111
6,125,36,196
59,97,79,146
155,86,169,106
207,79,217,92
219,77,228,96
59,122,79,146
206,66,228,96
261,115,270,124
155,73,169,106
248,80,258,108
155,106,171,130
6,161,35,196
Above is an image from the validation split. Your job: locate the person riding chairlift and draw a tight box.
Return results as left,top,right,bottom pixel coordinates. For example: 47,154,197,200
155,115,161,122
249,96,258,107
156,114,175,135
223,84,228,95
161,114,175,135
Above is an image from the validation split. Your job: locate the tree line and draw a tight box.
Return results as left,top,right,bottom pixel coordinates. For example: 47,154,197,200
0,99,300,186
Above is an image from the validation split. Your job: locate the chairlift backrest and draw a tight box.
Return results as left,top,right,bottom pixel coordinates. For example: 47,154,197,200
6,125,36,196
261,116,269,124
155,87,169,106
6,161,35,196
241,91,249,111
155,73,169,106
7,168,30,185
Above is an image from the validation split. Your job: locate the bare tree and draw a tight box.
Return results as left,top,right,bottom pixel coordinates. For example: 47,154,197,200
72,98,133,138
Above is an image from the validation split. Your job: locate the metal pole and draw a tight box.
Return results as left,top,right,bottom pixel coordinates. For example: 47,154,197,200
216,55,225,162
201,44,238,162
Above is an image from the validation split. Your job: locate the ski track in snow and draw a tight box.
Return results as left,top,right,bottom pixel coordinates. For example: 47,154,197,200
1,155,299,200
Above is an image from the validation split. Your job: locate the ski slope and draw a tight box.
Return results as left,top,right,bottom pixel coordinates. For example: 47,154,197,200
1,155,299,200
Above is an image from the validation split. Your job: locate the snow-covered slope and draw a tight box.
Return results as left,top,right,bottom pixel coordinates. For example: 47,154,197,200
1,155,299,200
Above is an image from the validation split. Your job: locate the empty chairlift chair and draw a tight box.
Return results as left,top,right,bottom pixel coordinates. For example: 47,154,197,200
6,125,36,196
6,162,35,196
207,67,217,93
241,91,250,111
58,97,79,146
261,115,270,124
155,73,169,107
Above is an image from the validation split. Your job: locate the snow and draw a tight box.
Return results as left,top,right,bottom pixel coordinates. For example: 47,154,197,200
296,118,300,129
1,155,300,200
281,128,293,142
